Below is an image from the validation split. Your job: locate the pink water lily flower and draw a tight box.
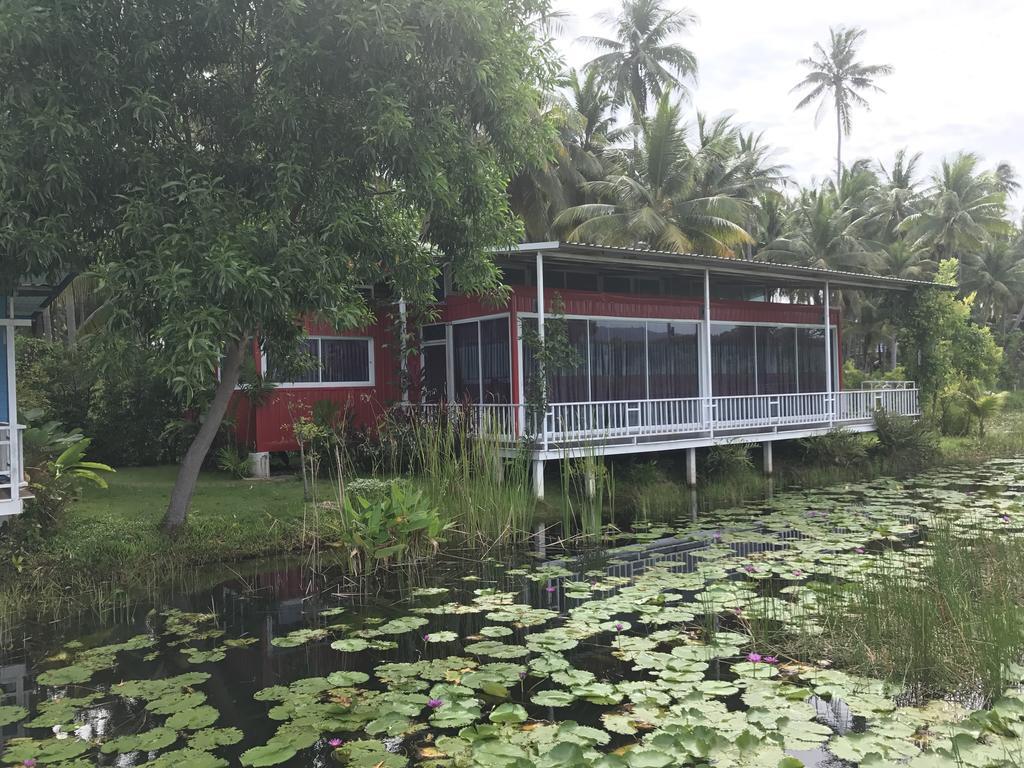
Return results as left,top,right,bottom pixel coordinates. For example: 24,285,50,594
423,634,431,642
792,569,803,577
763,656,778,665
747,652,762,663
743,565,757,574
614,622,624,632
855,547,865,554
427,698,444,709
545,585,556,593
328,738,344,748
22,761,37,768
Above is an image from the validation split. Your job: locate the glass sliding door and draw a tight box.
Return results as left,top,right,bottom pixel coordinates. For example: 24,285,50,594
452,318,511,404
711,324,757,396
797,327,827,393
452,322,481,403
648,322,699,398
480,318,511,403
589,320,646,401
756,326,798,395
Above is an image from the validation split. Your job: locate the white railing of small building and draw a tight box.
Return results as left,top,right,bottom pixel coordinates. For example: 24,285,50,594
407,386,920,447
0,423,25,505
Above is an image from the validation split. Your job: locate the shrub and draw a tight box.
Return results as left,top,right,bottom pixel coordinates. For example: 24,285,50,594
215,445,251,479
703,443,754,478
330,483,451,572
871,409,940,471
799,428,870,468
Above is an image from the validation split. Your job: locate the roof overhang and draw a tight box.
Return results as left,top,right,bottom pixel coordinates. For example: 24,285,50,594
4,275,74,320
496,242,952,293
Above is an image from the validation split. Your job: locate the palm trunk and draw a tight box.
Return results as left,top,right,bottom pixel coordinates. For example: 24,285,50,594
835,107,842,188
889,336,898,370
163,337,247,531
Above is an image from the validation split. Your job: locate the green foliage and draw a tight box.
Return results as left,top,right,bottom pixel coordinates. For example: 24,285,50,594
16,336,182,466
703,443,754,479
215,446,251,479
872,409,940,471
51,437,116,489
890,277,1003,405
334,484,451,572
799,428,870,468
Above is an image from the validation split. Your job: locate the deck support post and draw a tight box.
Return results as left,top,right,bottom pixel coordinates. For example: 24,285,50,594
584,466,597,499
686,447,697,487
762,441,774,477
532,458,545,499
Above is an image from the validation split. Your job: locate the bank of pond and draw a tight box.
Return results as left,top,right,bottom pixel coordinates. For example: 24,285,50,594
3,458,1024,767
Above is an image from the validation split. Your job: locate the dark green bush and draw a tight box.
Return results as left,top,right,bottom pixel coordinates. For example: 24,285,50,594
799,428,871,468
703,443,754,478
15,337,181,466
872,409,940,471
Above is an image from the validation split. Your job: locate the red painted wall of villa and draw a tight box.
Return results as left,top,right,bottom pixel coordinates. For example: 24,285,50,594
234,287,842,453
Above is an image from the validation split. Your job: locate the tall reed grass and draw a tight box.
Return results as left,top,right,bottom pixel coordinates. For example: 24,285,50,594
795,520,1024,703
376,405,537,542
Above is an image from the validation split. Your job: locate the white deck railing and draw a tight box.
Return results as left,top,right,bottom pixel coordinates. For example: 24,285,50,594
407,387,920,448
0,423,25,504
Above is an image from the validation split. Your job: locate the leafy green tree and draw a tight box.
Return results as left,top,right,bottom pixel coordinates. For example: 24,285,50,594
584,0,698,124
792,26,893,186
554,96,753,256
2,0,554,529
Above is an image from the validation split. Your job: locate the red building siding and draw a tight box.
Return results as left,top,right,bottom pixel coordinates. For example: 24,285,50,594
238,287,842,453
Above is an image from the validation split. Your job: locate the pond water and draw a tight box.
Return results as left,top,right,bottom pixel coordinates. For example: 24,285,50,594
3,459,1024,767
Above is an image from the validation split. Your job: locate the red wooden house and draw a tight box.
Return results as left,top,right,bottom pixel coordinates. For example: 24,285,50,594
235,242,926,495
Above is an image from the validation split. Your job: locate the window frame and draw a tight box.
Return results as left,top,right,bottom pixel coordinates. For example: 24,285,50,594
263,335,376,389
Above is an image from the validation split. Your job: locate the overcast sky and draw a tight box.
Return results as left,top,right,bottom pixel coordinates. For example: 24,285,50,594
551,0,1023,209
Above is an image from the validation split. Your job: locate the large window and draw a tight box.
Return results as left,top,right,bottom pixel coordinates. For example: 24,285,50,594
523,318,700,403
757,326,798,395
267,337,374,386
453,317,511,403
711,325,757,396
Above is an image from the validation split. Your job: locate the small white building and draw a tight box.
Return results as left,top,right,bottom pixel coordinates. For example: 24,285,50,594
1,279,68,519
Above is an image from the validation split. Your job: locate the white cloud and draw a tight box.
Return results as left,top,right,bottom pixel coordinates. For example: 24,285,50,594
552,0,1024,209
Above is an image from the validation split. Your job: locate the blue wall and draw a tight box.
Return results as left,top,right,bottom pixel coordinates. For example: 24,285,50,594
0,296,8,422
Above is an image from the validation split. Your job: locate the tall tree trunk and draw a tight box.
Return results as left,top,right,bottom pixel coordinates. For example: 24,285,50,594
163,337,247,531
835,106,842,188
889,336,898,370
65,291,78,348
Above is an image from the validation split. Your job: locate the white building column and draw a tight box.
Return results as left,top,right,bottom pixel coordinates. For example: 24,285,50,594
398,298,409,404
536,251,548,450
702,269,714,435
5,299,19,508
824,280,833,425
762,441,773,477
685,447,697,487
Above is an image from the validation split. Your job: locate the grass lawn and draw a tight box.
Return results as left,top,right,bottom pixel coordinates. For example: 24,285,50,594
40,466,309,577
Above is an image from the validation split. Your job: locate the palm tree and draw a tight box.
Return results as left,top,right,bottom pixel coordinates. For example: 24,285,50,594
791,26,893,186
961,237,1024,330
553,96,753,256
761,185,876,274
867,149,922,240
583,0,698,125
901,153,1012,285
507,75,613,241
